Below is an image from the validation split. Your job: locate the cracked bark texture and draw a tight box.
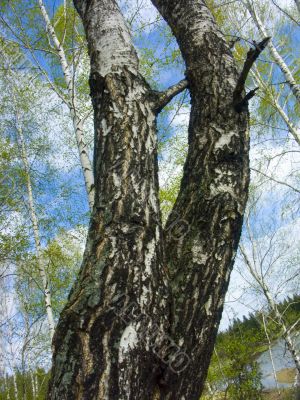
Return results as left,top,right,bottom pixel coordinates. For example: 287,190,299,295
47,0,250,399
151,1,249,398
47,1,169,399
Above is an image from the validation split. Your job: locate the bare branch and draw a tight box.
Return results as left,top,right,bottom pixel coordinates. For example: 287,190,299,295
251,167,300,194
153,78,188,113
236,37,271,93
234,37,271,112
271,0,300,26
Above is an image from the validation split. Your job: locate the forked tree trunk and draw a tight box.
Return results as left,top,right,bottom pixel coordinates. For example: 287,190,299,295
47,1,250,399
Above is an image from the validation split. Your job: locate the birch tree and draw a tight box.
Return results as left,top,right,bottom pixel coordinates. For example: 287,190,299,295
0,0,95,209
15,113,56,341
46,0,270,398
36,0,95,209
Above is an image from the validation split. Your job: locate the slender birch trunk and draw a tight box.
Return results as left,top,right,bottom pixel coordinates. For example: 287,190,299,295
30,371,36,400
11,369,18,400
244,0,300,104
262,312,280,395
5,374,11,400
16,117,55,342
37,0,95,210
47,0,255,398
295,0,300,14
251,67,300,145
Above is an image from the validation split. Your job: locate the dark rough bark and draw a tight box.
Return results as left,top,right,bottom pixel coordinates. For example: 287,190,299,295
47,1,169,398
47,1,251,399
150,1,250,398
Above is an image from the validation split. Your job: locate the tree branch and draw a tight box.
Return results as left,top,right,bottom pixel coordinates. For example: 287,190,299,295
154,78,188,113
234,37,271,111
251,167,300,194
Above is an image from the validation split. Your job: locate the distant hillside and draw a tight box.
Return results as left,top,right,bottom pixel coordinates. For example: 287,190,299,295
203,295,300,399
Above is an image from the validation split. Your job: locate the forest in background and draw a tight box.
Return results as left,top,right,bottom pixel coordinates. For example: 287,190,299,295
0,0,299,398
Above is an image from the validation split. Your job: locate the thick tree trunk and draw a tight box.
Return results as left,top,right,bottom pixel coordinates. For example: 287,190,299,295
150,1,249,398
47,1,169,398
47,1,250,399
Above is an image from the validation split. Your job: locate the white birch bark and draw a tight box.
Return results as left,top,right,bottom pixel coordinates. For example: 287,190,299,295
12,373,18,400
244,0,300,104
5,375,11,400
37,0,95,210
262,312,280,395
251,67,300,145
30,371,37,400
16,117,55,342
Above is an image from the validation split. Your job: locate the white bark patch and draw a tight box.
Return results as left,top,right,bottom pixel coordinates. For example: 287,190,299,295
144,238,156,276
92,12,138,76
140,285,150,307
99,332,111,399
155,226,160,242
119,324,139,363
209,175,237,198
145,133,153,152
214,131,237,150
192,243,209,265
149,185,158,212
113,172,121,188
205,296,213,316
132,124,138,138
212,184,234,196
146,103,155,127
109,236,117,259
101,119,112,137
126,85,145,103
110,102,122,119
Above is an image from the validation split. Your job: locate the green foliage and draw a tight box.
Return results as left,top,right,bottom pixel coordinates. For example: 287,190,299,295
160,174,182,222
205,296,300,399
206,0,226,27
206,328,263,399
0,136,29,266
